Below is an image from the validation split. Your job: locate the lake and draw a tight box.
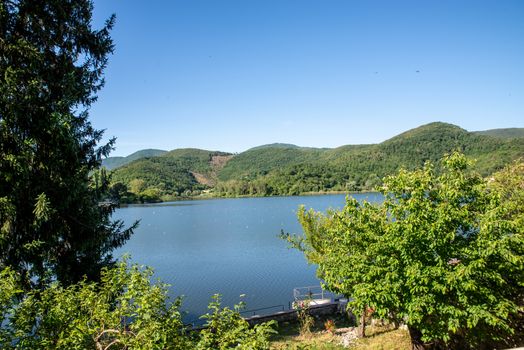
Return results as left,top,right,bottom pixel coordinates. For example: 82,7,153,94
113,193,383,322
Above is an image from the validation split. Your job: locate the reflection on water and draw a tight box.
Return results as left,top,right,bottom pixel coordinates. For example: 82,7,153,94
113,193,382,321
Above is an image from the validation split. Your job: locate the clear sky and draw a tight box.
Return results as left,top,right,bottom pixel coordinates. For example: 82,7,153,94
91,0,524,157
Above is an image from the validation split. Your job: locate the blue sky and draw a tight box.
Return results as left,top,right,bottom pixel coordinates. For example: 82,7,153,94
91,0,524,156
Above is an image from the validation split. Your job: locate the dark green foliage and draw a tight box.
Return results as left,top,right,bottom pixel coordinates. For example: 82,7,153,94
0,0,135,286
102,149,167,170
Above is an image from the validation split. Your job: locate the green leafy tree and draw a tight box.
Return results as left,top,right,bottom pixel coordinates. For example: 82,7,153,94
0,260,276,349
284,153,524,349
196,294,277,350
128,178,147,194
0,259,191,349
0,0,135,286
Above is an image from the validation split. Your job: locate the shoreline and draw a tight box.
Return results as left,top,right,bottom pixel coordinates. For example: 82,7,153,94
119,190,380,206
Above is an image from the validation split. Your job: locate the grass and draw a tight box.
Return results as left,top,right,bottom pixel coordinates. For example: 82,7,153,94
351,326,412,350
269,315,412,350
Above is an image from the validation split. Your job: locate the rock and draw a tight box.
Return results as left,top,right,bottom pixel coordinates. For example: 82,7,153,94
339,327,358,348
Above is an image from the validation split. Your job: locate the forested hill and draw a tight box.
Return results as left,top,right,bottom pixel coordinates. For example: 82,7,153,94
108,122,524,202
102,149,167,170
109,149,233,202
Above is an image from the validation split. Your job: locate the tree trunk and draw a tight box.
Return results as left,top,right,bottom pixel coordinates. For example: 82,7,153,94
408,326,426,350
390,311,399,329
357,306,366,338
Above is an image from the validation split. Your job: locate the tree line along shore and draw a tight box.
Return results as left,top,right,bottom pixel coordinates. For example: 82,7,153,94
104,122,524,204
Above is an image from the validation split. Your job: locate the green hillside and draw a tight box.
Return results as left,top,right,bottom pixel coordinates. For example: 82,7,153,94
109,122,524,201
217,146,324,181
216,122,524,196
102,149,167,170
366,122,524,175
110,149,232,202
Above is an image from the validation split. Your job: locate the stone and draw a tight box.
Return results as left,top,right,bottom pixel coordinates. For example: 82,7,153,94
339,327,358,348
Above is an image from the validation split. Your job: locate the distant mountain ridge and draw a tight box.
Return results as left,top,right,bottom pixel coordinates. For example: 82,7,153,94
106,122,524,202
247,143,303,151
473,128,524,139
107,125,524,170
102,149,167,170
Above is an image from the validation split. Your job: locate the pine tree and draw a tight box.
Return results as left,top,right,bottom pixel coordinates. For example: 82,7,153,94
0,0,135,287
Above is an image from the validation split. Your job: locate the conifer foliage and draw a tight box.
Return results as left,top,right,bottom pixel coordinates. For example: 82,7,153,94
0,0,134,286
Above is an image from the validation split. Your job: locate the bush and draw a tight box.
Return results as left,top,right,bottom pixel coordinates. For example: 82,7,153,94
196,294,277,349
0,259,276,349
285,153,524,348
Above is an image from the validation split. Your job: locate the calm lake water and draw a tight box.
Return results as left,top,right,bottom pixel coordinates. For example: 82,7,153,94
113,193,383,322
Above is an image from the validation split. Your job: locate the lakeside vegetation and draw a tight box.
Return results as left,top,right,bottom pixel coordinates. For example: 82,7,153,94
106,123,524,203
284,154,524,349
3,155,523,349
2,0,523,349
